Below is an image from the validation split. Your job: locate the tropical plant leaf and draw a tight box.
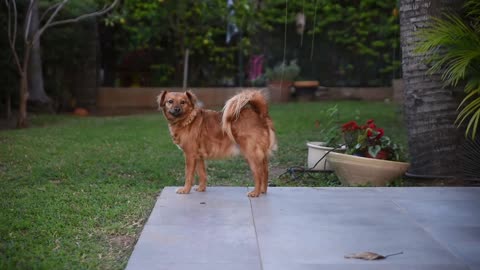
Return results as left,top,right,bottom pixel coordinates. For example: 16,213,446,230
368,145,381,158
416,0,480,139
465,109,480,138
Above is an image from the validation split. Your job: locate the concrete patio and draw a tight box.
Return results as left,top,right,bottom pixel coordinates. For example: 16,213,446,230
126,187,480,270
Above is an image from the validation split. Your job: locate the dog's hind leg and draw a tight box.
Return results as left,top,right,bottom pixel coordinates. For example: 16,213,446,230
260,157,269,194
245,152,267,197
177,155,196,194
195,158,207,192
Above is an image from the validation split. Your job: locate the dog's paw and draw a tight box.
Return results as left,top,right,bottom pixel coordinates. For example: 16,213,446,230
247,191,260,197
195,185,206,192
176,187,191,194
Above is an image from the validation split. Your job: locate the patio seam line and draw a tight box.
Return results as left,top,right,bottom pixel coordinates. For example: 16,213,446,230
390,198,471,269
248,195,264,270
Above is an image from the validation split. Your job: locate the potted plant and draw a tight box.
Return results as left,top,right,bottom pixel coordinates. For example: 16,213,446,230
265,60,300,102
327,119,409,186
307,128,343,171
307,105,345,171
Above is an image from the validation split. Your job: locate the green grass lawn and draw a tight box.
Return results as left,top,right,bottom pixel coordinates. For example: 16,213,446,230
0,101,406,269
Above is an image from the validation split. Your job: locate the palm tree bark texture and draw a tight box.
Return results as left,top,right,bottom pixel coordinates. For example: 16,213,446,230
400,0,464,177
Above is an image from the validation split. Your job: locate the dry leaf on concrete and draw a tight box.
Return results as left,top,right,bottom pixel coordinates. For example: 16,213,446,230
344,251,403,260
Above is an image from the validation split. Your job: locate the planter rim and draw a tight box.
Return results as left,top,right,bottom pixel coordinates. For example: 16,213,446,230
307,142,346,152
306,141,333,150
328,151,409,166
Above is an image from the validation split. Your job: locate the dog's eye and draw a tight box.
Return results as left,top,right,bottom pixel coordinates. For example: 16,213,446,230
168,100,174,104
180,100,185,105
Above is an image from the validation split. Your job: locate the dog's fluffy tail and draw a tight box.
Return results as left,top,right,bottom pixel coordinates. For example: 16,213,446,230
222,90,277,154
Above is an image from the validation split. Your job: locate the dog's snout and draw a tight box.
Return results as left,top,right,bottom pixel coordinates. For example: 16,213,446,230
169,106,182,117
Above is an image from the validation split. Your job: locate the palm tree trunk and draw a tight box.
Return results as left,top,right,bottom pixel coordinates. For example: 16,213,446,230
400,0,464,177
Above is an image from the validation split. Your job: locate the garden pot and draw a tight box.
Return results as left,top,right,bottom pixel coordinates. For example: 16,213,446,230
327,151,409,186
307,142,345,171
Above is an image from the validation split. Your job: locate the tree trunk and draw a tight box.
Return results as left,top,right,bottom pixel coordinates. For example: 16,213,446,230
400,0,464,177
17,45,31,128
27,0,50,104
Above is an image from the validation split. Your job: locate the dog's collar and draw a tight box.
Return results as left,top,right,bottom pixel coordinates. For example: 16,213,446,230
182,109,198,127
170,108,198,128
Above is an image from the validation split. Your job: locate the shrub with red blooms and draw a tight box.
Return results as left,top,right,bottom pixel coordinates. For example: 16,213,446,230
341,119,402,161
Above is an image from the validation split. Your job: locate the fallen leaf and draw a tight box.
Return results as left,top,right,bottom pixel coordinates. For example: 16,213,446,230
345,252,386,260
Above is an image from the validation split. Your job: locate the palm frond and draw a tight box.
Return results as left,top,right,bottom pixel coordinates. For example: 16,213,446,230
465,109,480,139
465,77,480,93
416,7,480,139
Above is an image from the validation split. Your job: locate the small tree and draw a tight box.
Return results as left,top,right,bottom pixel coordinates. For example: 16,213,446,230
4,0,118,128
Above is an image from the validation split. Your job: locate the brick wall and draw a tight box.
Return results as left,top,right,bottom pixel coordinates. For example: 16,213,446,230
97,86,394,115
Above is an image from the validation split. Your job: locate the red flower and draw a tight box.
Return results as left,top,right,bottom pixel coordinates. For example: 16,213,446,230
341,121,359,132
376,128,384,139
365,119,376,129
341,119,401,161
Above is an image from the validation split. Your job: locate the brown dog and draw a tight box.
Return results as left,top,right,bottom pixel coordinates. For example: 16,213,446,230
157,90,277,197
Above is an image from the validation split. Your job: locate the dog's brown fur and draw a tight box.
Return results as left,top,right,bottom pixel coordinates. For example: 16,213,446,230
157,90,277,197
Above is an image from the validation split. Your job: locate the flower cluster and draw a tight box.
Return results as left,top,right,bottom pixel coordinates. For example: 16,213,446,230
341,119,401,161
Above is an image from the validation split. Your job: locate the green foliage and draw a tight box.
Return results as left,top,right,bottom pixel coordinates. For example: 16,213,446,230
257,0,400,79
106,0,258,86
416,0,480,138
317,105,342,147
265,60,300,81
100,0,400,86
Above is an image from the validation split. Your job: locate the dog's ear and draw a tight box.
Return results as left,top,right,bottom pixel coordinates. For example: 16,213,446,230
185,90,197,107
157,91,168,109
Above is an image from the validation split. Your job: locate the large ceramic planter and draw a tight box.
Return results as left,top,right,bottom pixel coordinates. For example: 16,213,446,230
328,152,410,186
307,142,345,171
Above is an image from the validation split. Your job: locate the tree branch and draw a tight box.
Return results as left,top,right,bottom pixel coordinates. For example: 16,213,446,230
4,0,12,41
46,0,118,29
33,0,118,45
24,0,35,42
4,0,22,73
39,1,62,24
31,0,68,45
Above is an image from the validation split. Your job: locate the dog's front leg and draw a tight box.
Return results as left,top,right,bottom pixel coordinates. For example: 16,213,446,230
177,155,196,194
